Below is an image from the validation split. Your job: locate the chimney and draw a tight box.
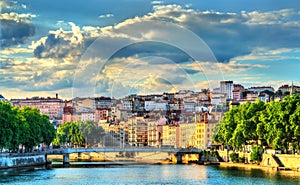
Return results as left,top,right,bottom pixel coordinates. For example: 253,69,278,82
204,113,208,123
56,93,58,99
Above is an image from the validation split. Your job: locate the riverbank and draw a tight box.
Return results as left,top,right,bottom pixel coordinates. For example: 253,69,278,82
0,153,47,169
219,162,278,171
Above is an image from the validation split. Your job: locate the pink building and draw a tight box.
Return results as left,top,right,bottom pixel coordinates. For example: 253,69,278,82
10,94,63,119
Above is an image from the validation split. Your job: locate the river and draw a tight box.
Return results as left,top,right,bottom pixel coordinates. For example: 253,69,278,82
1,163,300,184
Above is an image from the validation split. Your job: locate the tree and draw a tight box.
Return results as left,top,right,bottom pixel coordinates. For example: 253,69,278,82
250,146,262,163
215,100,266,150
20,107,43,151
79,120,106,147
40,114,56,147
0,101,17,151
54,122,85,147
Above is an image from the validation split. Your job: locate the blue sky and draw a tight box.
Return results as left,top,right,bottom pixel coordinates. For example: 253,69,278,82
1,0,300,99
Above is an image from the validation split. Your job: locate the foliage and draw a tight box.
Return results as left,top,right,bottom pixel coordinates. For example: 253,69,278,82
250,146,262,163
214,95,300,153
229,152,239,162
53,121,105,147
78,120,105,146
0,101,56,152
215,100,265,150
53,121,84,147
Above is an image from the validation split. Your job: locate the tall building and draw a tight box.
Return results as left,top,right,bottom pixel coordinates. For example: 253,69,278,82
220,81,234,99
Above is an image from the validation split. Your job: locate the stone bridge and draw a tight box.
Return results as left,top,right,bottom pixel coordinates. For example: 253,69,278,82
46,147,202,165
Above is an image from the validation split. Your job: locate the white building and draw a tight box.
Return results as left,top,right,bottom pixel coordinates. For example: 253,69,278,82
121,99,133,111
220,81,234,99
211,93,227,105
81,111,95,122
184,101,196,112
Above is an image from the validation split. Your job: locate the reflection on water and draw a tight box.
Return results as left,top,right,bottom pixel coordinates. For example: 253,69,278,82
1,163,300,184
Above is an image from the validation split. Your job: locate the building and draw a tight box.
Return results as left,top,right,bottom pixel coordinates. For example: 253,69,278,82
95,97,111,109
279,83,300,96
247,86,275,93
220,81,234,99
147,121,161,147
10,94,63,120
211,93,227,105
126,117,148,147
183,101,196,112
232,89,243,100
162,125,178,147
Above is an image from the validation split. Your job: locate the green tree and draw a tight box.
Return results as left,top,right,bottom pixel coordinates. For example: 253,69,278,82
20,107,43,151
0,101,17,151
79,120,106,147
54,122,85,147
250,146,262,163
40,114,56,147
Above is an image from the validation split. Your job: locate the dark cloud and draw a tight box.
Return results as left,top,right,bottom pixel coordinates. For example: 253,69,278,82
110,41,193,63
151,6,300,62
0,19,35,47
182,68,200,75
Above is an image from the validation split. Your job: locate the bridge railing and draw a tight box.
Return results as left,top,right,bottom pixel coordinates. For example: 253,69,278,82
48,147,202,154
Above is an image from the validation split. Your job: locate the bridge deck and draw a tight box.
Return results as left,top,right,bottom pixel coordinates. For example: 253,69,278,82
48,147,201,154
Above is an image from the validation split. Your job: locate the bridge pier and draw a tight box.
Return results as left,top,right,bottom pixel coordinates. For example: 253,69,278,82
198,153,203,164
176,153,183,164
63,153,70,167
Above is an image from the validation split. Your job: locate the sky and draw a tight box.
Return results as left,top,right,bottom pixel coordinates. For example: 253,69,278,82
1,0,300,99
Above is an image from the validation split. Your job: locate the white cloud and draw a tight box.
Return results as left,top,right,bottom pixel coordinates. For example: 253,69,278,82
151,1,164,5
3,5,300,98
99,14,114,18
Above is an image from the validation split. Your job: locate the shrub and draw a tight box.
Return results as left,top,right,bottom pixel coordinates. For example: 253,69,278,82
250,146,262,163
238,157,245,163
230,152,239,162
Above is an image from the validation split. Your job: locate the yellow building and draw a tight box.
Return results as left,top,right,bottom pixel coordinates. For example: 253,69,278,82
161,121,217,149
162,125,177,147
147,121,160,147
126,117,148,147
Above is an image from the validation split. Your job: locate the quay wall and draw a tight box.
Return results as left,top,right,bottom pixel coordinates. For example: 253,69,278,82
0,154,46,169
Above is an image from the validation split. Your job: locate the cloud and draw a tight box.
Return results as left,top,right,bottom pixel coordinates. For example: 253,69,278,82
184,61,268,75
148,5,300,62
31,22,101,59
0,12,36,47
99,14,114,18
3,5,300,98
0,0,17,11
151,1,164,5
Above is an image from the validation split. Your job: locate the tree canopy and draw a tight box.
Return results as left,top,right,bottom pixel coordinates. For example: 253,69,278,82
52,121,105,147
215,95,300,153
0,101,56,152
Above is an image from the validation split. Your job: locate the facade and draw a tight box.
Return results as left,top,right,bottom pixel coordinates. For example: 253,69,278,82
81,111,95,122
147,121,161,147
183,101,196,112
10,94,63,120
95,97,111,109
232,90,242,100
162,125,177,147
220,81,234,99
127,117,148,147
72,97,95,111
247,86,275,93
211,93,227,105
